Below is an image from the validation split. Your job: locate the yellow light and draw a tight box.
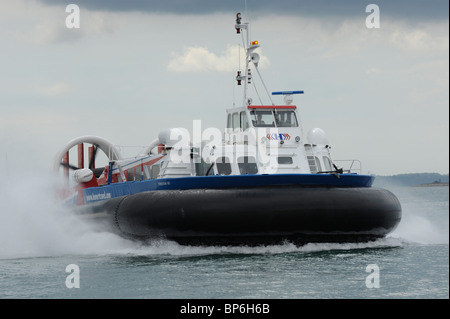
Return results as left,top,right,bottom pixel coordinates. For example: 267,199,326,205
252,41,259,45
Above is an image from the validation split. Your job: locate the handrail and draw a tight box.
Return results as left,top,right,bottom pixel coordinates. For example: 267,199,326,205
333,160,362,174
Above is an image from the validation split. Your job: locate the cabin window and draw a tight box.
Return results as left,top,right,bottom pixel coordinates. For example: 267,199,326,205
216,156,232,175
275,110,298,127
307,156,318,173
278,156,293,164
237,156,258,175
315,157,322,172
323,156,332,171
195,160,206,176
240,111,249,131
131,166,140,181
126,169,135,181
232,112,240,130
250,110,276,127
250,109,298,127
151,164,160,179
126,166,147,181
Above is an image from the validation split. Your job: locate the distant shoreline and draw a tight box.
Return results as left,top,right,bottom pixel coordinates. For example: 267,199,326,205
373,173,449,187
412,182,449,187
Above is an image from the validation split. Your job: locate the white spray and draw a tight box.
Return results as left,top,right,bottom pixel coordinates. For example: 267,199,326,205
0,170,446,260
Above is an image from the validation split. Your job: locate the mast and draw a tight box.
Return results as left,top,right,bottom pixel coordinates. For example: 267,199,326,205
235,13,274,106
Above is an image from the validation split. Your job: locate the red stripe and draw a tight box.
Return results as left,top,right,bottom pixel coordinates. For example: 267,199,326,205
143,155,165,166
247,105,297,109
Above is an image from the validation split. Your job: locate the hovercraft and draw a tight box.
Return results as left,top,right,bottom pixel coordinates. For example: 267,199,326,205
54,13,401,245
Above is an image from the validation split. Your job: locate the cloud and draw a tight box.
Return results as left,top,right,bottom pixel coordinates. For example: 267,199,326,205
167,44,269,72
29,21,83,45
389,22,449,53
0,1,120,45
31,11,119,44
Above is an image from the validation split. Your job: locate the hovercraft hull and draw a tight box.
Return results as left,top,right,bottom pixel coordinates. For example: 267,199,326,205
99,185,401,245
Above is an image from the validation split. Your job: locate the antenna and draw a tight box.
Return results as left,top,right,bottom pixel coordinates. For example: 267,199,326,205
238,43,241,70
245,0,251,41
232,71,235,108
235,9,274,105
245,0,248,20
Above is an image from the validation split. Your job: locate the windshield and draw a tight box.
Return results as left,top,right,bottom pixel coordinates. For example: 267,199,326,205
250,109,298,127
250,110,275,127
275,110,298,127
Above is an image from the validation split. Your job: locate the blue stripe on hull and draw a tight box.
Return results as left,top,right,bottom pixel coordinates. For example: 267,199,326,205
83,173,374,204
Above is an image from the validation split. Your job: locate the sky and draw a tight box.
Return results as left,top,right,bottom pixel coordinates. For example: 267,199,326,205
0,0,448,176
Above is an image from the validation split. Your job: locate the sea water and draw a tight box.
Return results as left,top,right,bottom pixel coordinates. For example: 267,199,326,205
0,173,448,300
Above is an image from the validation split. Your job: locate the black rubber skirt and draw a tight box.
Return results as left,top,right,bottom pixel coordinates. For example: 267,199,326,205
103,186,402,245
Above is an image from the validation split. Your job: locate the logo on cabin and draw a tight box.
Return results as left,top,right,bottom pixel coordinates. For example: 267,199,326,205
266,133,291,141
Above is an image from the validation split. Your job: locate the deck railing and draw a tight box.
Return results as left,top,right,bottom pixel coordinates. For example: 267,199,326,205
333,160,362,174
